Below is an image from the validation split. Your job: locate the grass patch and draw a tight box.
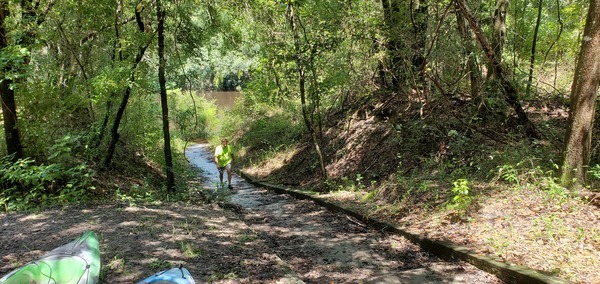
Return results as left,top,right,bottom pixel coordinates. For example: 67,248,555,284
179,241,202,258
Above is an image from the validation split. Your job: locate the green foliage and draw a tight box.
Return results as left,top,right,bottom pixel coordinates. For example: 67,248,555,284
179,46,256,91
179,241,202,258
0,134,96,211
244,0,379,121
396,120,487,182
49,135,80,164
0,0,590,217
149,259,171,271
0,158,94,211
90,65,131,102
586,164,600,186
361,189,378,202
497,164,520,184
543,178,569,204
237,111,304,156
489,142,559,189
0,45,30,80
170,89,219,141
326,174,368,193
446,178,472,212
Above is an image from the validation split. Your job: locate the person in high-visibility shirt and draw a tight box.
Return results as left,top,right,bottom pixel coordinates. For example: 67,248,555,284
214,138,235,189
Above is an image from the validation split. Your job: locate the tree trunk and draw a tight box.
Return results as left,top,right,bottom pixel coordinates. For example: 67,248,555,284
374,38,388,87
0,2,23,161
454,0,541,140
102,5,151,169
287,3,327,179
546,0,563,89
157,0,175,192
381,0,404,91
411,0,428,83
0,80,23,161
1,0,53,160
308,53,323,140
525,0,543,97
559,0,600,188
94,1,123,149
490,0,509,80
455,9,482,103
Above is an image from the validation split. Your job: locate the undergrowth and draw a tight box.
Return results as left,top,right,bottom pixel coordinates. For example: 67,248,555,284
233,98,599,282
0,90,219,212
0,135,95,211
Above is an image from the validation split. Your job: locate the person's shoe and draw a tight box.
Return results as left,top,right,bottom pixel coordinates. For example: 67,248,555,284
228,184,233,190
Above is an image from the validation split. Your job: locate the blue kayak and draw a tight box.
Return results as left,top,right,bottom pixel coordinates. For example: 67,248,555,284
0,230,101,284
137,266,196,284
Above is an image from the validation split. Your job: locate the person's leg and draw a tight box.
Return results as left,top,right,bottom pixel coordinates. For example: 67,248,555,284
226,163,233,188
218,167,224,186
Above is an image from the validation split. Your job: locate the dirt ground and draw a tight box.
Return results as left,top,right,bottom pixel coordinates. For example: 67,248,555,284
0,200,302,283
0,144,504,284
2,118,596,284
241,100,600,284
0,196,503,284
235,186,503,284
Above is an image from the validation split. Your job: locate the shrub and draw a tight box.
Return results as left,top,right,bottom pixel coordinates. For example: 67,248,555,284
0,135,95,211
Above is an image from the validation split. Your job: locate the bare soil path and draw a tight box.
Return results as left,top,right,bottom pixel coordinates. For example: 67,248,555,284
0,143,503,283
188,143,504,283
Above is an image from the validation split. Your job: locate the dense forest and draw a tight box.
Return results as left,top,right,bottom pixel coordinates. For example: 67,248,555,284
0,0,599,283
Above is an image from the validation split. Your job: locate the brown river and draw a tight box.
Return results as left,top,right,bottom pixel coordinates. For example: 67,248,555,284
201,91,241,110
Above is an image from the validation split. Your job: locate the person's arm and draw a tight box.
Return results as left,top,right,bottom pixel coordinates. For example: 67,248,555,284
214,146,221,166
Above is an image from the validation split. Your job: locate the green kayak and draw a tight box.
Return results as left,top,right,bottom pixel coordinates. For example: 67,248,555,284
0,230,101,284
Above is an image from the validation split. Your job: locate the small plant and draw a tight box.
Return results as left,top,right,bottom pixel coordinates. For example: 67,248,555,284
330,174,368,192
586,164,600,188
486,236,511,258
355,174,365,190
544,178,569,204
104,256,126,273
208,272,239,282
446,178,472,215
237,232,258,243
361,189,377,202
149,259,171,271
587,164,600,179
497,164,519,185
179,241,202,258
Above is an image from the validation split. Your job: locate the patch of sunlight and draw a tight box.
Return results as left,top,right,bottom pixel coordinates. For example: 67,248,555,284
20,214,46,221
323,190,358,202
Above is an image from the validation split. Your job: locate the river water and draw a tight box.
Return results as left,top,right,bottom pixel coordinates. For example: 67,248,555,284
200,91,241,109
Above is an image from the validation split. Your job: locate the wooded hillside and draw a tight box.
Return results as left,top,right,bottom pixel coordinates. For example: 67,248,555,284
1,1,599,282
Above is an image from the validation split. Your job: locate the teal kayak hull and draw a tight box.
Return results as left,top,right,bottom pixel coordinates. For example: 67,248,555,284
0,231,101,284
137,267,196,284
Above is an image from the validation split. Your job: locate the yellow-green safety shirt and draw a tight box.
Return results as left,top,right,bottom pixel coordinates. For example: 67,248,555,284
215,145,233,167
